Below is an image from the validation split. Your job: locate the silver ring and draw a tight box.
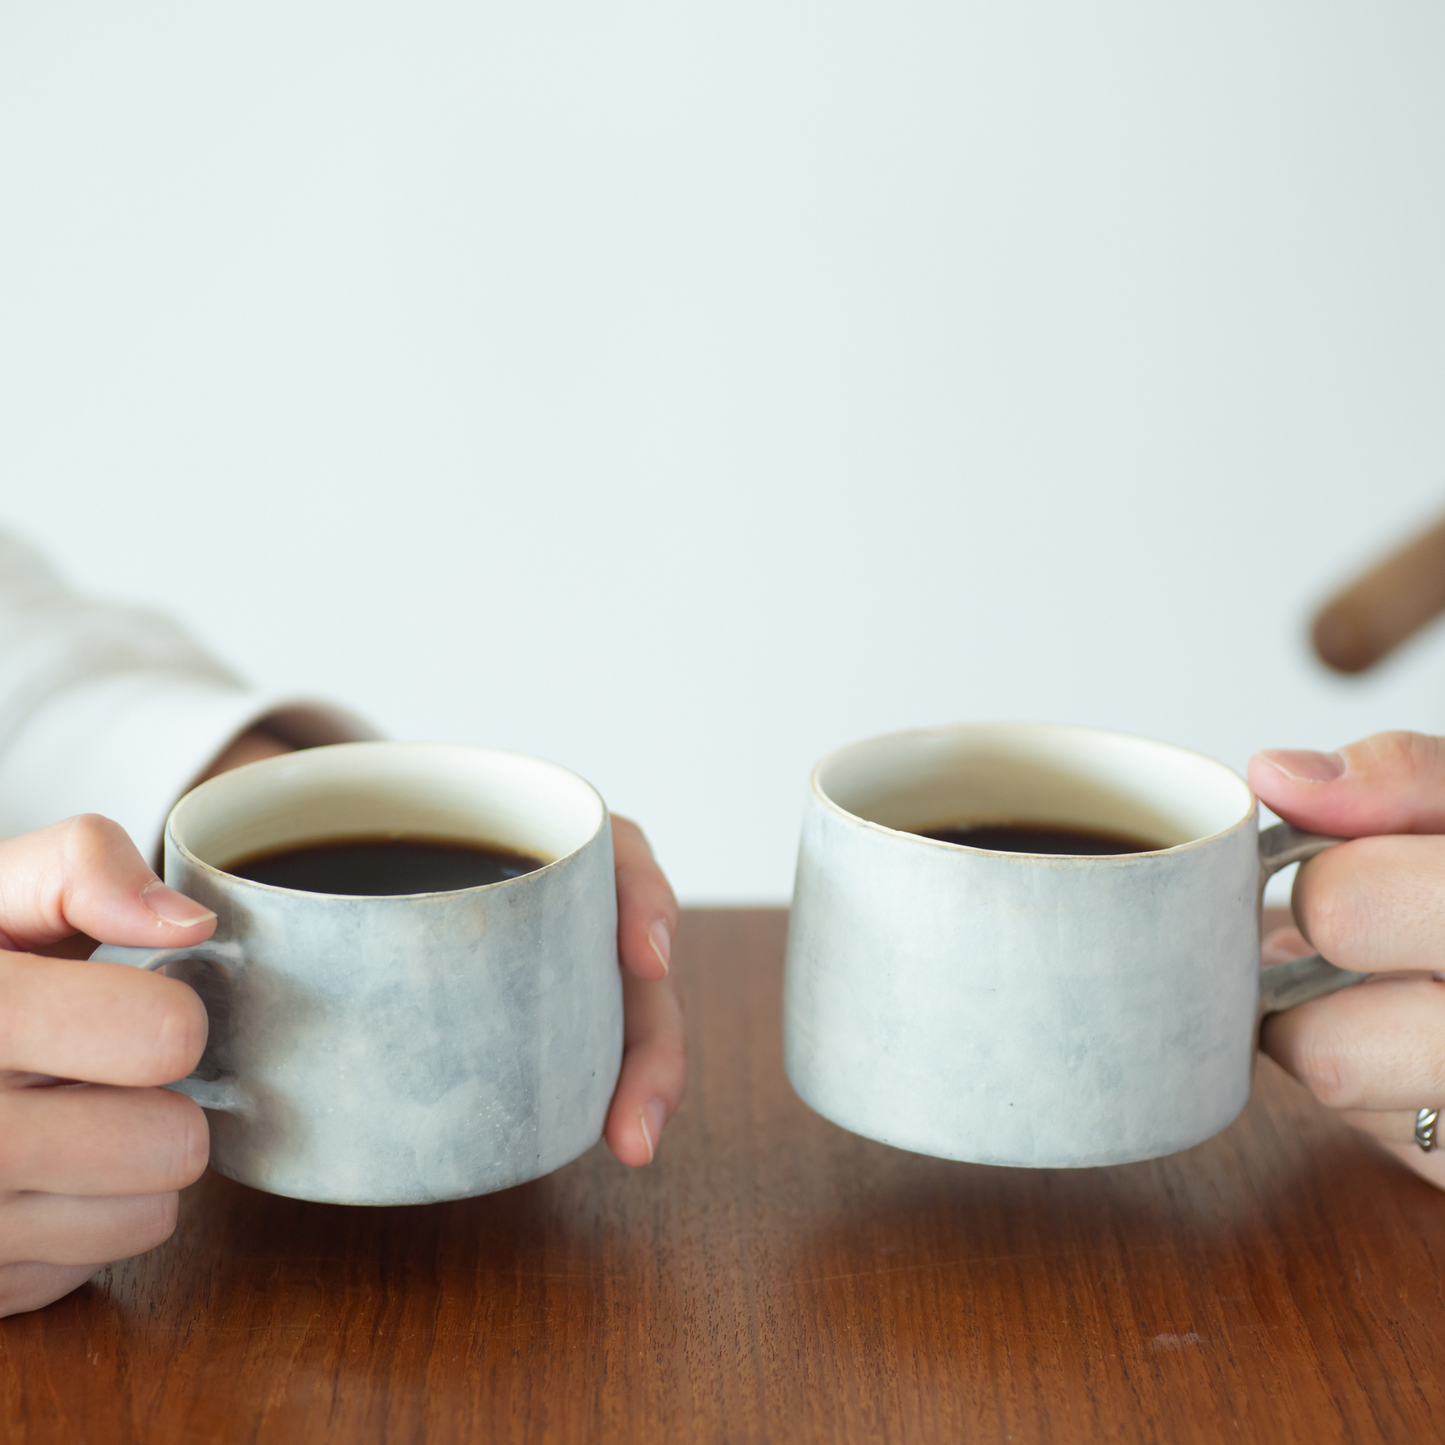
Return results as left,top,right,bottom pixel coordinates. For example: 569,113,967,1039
1415,1108,1439,1153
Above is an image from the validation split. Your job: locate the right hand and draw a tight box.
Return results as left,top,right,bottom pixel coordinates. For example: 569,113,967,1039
1250,732,1445,1189
0,815,216,1318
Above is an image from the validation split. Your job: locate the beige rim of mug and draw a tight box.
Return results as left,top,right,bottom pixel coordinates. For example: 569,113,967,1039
165,740,610,900
809,720,1258,862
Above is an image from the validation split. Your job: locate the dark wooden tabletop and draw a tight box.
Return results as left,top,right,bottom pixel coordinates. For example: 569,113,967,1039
4,908,1444,1443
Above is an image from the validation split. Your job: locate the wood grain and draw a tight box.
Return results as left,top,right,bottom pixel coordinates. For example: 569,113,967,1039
4,908,1444,1443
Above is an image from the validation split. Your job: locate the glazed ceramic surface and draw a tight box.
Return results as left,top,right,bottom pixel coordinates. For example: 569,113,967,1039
783,722,1357,1168
93,742,623,1205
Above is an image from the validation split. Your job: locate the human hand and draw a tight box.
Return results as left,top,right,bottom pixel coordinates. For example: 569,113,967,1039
1250,732,1445,1188
604,816,685,1166
0,816,215,1319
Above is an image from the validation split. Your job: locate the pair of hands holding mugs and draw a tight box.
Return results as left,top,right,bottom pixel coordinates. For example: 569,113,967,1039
2,727,1442,1319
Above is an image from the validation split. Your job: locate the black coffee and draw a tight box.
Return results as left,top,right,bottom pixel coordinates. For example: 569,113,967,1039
914,823,1161,856
226,836,547,895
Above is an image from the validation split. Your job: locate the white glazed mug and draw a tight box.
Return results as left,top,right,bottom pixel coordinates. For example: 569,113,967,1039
783,722,1368,1168
91,741,624,1205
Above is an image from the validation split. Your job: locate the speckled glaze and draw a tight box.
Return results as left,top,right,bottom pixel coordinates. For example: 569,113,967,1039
783,722,1353,1169
93,742,623,1205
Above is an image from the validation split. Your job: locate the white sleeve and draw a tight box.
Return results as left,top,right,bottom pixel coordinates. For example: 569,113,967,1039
0,531,379,857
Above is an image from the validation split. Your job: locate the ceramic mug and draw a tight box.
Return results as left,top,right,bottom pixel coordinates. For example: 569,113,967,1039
91,741,623,1205
782,722,1368,1168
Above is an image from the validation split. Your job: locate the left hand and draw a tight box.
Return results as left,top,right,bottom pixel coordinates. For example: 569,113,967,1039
1250,731,1445,1189
204,732,686,1167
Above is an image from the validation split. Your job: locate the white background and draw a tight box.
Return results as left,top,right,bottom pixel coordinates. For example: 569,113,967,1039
2,4,1443,901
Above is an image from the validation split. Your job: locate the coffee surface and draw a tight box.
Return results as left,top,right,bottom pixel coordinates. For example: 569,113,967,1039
226,836,546,895
914,822,1162,856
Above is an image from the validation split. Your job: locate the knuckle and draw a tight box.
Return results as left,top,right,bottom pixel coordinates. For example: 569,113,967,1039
1358,730,1443,786
1292,1040,1359,1109
167,1097,210,1188
650,1041,688,1094
138,1091,210,1191
152,986,210,1080
134,1192,181,1253
59,813,128,866
1294,870,1346,955
0,1092,49,1188
1293,853,1374,964
0,1099,19,1182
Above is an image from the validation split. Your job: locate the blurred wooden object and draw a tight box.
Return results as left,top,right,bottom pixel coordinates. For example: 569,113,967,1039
1312,511,1445,672
4,907,1445,1443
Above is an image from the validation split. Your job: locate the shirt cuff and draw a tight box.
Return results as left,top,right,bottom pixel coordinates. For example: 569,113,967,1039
0,670,379,862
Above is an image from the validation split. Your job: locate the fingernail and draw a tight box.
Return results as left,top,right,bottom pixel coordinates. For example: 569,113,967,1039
1258,749,1346,783
638,1098,666,1163
647,918,671,975
141,882,216,927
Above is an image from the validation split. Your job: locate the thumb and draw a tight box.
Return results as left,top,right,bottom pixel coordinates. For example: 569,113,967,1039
0,814,216,952
1248,731,1445,838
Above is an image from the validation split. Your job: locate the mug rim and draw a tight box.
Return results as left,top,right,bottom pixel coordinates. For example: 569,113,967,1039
809,720,1257,862
166,740,610,901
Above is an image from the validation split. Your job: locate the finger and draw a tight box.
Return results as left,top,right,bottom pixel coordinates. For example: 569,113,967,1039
1262,925,1312,965
1248,731,1445,837
0,1261,98,1319
611,816,678,981
0,1084,208,1194
1286,834,1445,974
1338,1108,1442,1147
1261,975,1445,1111
0,1190,179,1266
604,969,686,1167
1332,1110,1445,1191
0,813,217,952
0,952,208,1083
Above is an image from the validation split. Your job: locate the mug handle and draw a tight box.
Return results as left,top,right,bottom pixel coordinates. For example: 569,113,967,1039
1256,823,1370,1014
90,943,247,1112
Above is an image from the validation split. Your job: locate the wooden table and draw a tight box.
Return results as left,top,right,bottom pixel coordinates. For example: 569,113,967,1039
4,908,1444,1443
